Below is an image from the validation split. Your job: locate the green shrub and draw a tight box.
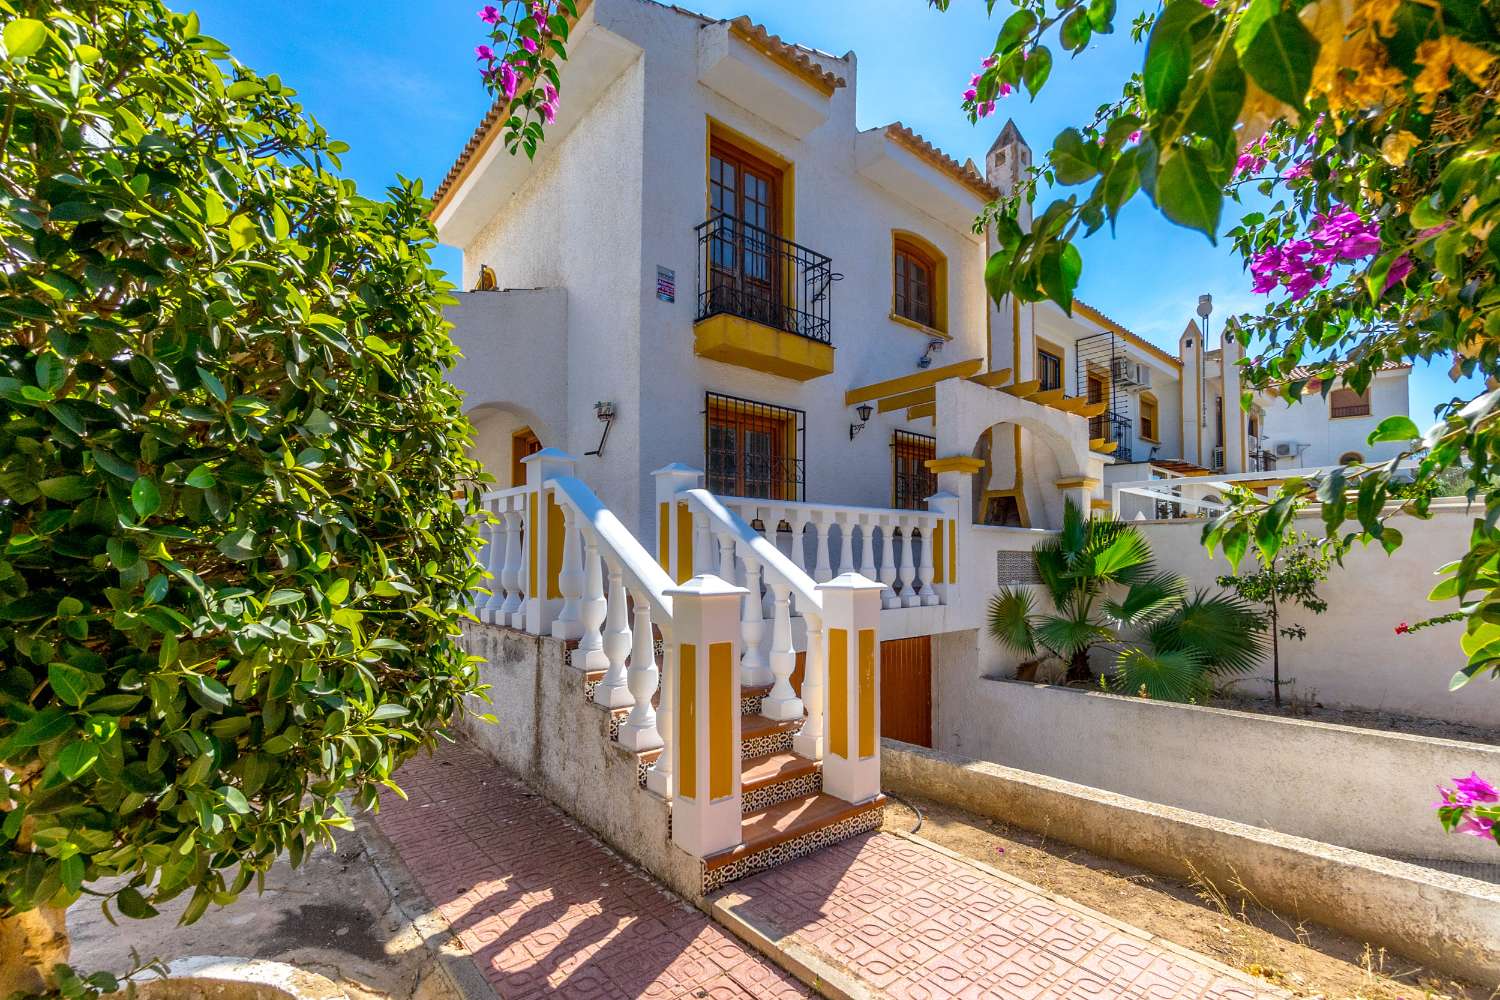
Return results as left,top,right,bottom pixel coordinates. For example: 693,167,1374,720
0,3,485,988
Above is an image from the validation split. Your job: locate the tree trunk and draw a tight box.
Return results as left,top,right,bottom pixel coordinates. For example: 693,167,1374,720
1269,583,1281,707
1066,647,1092,684
0,905,69,998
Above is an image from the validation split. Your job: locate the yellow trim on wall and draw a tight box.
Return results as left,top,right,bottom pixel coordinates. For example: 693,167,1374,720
858,629,876,759
878,387,935,414
527,491,539,598
708,641,734,801
706,117,795,243
693,312,834,382
1034,334,1067,392
931,520,945,585
906,402,936,421
1055,476,1102,490
675,500,694,584
924,455,986,475
844,358,984,406
658,502,670,573
546,494,565,601
828,627,849,759
948,517,957,579
1139,391,1161,444
891,230,949,335
888,311,951,340
678,643,697,800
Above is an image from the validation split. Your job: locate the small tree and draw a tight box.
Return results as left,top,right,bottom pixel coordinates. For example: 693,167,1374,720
1217,532,1341,706
1,4,485,994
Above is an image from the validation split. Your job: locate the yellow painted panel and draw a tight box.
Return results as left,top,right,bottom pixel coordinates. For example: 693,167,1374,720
948,519,956,582
527,492,539,598
679,644,697,801
828,627,848,760
876,387,934,414
693,313,834,382
858,628,876,759
845,358,983,406
546,494,565,600
932,520,945,585
658,502,670,573
906,402,936,421
676,501,694,584
709,641,734,801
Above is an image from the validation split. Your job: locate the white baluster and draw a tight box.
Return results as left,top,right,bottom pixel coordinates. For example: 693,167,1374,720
813,517,833,583
716,529,737,582
551,503,583,639
576,529,607,670
472,516,496,616
918,518,939,607
834,516,853,577
790,513,812,574
646,639,674,798
694,509,715,576
858,517,878,582
739,549,771,687
509,507,529,628
879,519,899,610
500,507,523,618
593,559,634,707
618,591,663,750
479,507,506,621
793,607,825,761
898,520,919,608
761,581,804,720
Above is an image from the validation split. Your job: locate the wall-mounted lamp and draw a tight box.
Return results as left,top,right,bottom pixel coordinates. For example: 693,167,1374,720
586,401,616,456
917,338,944,369
849,403,873,440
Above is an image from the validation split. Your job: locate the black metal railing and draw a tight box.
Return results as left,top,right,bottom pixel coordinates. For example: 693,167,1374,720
1089,412,1134,463
892,430,937,510
696,213,835,344
1249,449,1278,472
705,391,806,501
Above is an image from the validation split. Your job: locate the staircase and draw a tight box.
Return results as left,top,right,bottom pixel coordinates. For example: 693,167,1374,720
587,670,886,895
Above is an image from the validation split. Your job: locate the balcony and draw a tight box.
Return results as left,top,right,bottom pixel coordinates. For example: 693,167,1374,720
693,213,836,382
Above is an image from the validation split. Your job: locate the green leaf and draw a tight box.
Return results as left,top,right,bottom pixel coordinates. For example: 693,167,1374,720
1155,145,1222,239
185,673,232,710
996,9,1036,53
131,477,161,518
186,464,216,489
196,366,227,403
3,18,48,59
1236,0,1319,109
1368,415,1420,444
1,709,73,752
48,663,92,707
1060,9,1092,51
116,886,159,920
1143,0,1209,114
1039,242,1083,313
326,578,351,605
219,786,251,813
1050,129,1099,185
266,589,303,606
369,704,410,721
57,741,99,780
1184,46,1246,149
1022,46,1053,97
1088,0,1117,33
39,476,93,502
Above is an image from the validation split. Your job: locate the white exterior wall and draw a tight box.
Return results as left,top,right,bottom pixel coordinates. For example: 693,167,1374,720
1258,369,1411,468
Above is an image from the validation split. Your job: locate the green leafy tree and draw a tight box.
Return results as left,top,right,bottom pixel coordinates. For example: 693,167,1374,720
0,3,487,993
988,501,1266,699
1215,528,1341,705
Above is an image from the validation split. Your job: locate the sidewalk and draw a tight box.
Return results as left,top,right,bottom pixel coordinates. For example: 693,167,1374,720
374,741,810,999
378,740,1281,999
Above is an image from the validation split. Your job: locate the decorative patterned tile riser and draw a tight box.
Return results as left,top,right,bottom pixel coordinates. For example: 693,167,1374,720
740,693,764,716
741,769,821,814
741,726,799,760
700,806,884,895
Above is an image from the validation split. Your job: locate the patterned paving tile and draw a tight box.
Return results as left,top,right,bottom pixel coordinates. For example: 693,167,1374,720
374,742,810,999
718,831,1284,1000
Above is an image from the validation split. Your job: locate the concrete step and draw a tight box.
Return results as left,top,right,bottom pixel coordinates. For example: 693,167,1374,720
700,792,886,895
741,751,821,814
740,713,802,760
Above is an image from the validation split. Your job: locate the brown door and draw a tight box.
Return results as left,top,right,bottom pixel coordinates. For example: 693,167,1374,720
511,427,541,488
709,140,780,327
879,636,932,747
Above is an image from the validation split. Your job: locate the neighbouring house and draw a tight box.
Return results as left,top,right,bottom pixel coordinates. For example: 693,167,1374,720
429,0,1436,898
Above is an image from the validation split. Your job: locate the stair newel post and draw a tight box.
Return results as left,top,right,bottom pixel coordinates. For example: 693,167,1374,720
812,516,834,583
897,518,920,608
665,574,747,859
645,635,675,798
761,581,804,721
878,517,899,610
818,572,885,804
738,546,771,688
916,518,938,608
925,491,960,608
500,506,524,621
652,464,704,583
574,527,607,670
618,589,664,751
593,557,634,708
793,605,826,761
520,448,577,635
551,502,584,639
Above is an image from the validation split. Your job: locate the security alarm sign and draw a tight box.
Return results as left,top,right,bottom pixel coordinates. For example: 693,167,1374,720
656,266,675,303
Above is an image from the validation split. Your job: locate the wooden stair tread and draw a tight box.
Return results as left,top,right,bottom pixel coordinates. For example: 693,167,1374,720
703,792,886,872
741,751,817,791
742,683,773,698
740,713,801,743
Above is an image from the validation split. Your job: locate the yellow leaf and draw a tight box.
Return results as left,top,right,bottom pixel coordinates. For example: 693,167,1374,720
1380,130,1419,167
1449,37,1496,83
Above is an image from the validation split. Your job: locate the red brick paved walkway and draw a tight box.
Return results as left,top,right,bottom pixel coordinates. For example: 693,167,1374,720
374,741,810,999
714,831,1284,1000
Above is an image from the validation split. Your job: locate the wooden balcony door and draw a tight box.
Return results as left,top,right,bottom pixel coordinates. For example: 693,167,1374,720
709,139,781,328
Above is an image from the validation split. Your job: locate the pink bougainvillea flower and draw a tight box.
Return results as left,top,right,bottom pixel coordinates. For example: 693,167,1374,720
963,87,978,102
1454,772,1500,804
541,100,558,124
479,5,501,24
500,62,520,99
1283,160,1312,179
1201,0,1217,6
1128,130,1142,143
1383,254,1414,293
544,82,558,103
998,82,1013,97
521,36,540,54
475,44,496,61
1394,621,1411,634
983,54,998,68
977,99,997,118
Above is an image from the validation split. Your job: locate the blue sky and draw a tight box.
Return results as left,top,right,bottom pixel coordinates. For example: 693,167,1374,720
188,0,1472,423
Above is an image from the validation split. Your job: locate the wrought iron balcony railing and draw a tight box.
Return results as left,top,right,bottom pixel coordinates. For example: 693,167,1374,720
1089,412,1134,463
695,212,835,344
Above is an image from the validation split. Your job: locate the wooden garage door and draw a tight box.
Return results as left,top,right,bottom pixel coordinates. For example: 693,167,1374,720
880,636,932,747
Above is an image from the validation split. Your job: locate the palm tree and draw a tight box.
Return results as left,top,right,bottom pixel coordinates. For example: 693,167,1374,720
987,500,1265,700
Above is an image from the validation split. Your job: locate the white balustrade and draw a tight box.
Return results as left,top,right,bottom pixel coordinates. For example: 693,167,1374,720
576,529,607,670
593,559,633,708
879,520,899,610
500,507,524,619
552,504,583,639
812,518,834,583
645,641,675,797
917,523,938,607
617,589,663,750
739,546,771,688
857,518,878,583
793,610,826,760
762,581,803,720
897,521,919,608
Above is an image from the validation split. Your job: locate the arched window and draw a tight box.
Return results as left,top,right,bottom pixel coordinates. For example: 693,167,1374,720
1339,451,1363,465
891,232,948,333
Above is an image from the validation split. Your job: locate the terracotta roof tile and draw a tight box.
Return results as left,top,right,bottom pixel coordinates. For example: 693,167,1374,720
726,16,846,94
1282,359,1410,381
883,123,1002,202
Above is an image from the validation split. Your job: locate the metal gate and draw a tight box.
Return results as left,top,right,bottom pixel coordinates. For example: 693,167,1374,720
879,636,932,747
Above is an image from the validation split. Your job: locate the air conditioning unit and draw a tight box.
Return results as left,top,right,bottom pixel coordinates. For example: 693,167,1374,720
1134,364,1152,388
1110,357,1133,383
1211,446,1225,470
1273,441,1295,458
